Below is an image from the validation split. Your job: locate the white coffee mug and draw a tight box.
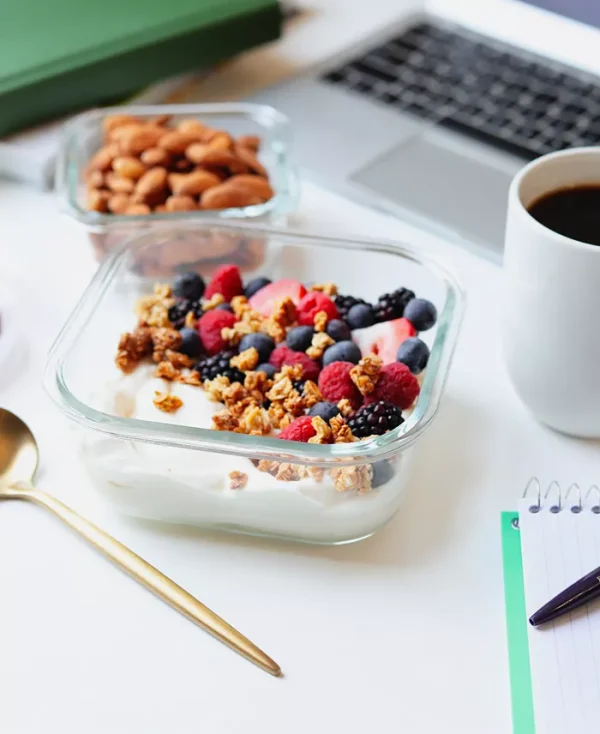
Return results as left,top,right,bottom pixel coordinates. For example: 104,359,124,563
504,147,600,438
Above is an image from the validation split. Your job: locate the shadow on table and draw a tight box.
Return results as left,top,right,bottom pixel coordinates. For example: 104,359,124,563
132,393,484,568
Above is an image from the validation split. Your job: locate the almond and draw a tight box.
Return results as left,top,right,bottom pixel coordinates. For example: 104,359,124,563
124,204,151,215
185,143,208,164
112,156,146,180
177,119,208,136
86,189,109,212
118,125,165,155
141,147,171,167
154,204,169,213
102,114,142,136
107,193,130,214
168,170,221,196
206,132,233,151
237,135,261,152
88,144,118,172
200,181,263,210
227,174,273,201
235,146,268,177
189,149,247,173
86,170,104,188
134,167,168,200
165,195,197,212
105,172,135,194
152,114,172,127
158,130,198,154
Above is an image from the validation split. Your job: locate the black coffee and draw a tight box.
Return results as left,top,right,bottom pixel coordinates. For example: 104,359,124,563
527,185,600,247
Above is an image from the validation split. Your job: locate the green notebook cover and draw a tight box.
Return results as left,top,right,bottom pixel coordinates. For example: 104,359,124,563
501,512,536,734
0,0,282,135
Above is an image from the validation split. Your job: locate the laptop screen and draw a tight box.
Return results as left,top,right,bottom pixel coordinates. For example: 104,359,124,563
524,1,600,29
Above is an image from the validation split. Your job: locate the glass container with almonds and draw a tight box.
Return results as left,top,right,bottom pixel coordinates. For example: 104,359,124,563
56,103,298,268
44,223,463,544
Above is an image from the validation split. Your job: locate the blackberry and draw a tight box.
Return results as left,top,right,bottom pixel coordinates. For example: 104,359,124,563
348,401,404,438
168,298,203,330
334,294,368,321
196,351,245,383
373,288,415,323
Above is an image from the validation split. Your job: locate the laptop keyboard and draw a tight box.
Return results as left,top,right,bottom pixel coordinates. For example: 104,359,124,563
321,20,600,160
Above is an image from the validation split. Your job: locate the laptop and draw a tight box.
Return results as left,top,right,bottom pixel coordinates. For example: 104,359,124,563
252,0,600,259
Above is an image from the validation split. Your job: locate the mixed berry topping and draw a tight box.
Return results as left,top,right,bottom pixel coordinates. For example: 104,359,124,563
115,264,438,453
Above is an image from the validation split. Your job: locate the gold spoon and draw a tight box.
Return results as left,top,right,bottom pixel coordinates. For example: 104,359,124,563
0,408,280,677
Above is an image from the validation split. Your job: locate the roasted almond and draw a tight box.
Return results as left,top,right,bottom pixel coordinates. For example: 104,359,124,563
118,125,165,155
134,167,168,200
168,170,221,196
237,135,261,152
152,114,172,127
112,156,146,180
227,174,273,201
86,189,109,212
189,149,247,173
102,114,142,136
154,204,169,213
165,195,197,212
200,181,263,210
185,143,208,164
86,170,104,188
105,172,135,194
124,203,151,215
177,119,208,136
234,146,268,177
140,147,171,167
88,144,119,172
158,131,198,155
107,193,130,214
206,132,234,151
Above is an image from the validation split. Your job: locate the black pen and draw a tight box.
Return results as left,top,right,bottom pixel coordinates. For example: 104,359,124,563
530,564,600,626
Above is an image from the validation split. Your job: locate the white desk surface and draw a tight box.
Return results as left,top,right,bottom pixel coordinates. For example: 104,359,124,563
2,2,600,733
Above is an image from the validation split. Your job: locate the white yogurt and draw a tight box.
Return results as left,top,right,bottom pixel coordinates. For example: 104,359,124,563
83,365,409,543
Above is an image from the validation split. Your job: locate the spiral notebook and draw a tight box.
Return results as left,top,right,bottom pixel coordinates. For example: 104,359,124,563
502,480,600,734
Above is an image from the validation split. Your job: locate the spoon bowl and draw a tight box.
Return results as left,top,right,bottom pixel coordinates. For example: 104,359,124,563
0,408,280,676
0,408,38,490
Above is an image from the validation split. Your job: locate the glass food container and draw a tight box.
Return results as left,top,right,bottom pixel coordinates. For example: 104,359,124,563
44,224,463,544
56,103,299,269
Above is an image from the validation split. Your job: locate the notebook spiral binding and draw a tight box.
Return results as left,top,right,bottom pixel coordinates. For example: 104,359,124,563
522,477,600,515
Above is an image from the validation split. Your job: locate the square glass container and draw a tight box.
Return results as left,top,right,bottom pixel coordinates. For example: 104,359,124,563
44,224,463,544
56,103,299,265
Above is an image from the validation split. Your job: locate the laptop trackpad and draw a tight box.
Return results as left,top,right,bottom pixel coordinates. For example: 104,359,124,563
350,131,516,250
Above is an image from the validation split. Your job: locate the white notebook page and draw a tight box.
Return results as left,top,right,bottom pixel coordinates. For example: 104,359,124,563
519,498,600,734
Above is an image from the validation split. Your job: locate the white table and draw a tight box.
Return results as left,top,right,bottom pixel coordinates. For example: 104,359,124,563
2,4,600,733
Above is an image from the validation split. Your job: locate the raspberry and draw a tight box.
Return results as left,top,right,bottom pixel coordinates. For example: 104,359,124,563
297,292,339,326
365,362,420,410
268,348,320,381
197,309,237,356
269,345,295,370
278,416,317,443
318,361,362,409
204,264,243,301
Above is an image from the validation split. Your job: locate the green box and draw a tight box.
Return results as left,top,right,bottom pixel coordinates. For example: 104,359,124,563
0,0,282,136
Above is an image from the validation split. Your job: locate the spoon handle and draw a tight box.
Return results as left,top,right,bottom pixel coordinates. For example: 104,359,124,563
25,486,280,677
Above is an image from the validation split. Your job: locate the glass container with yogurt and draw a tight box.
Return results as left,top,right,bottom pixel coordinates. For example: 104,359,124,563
44,224,463,544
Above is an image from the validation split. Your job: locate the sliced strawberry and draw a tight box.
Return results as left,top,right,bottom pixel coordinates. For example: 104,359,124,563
351,317,417,365
248,279,307,317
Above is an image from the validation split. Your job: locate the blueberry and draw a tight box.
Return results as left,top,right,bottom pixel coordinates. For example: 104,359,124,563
256,363,277,379
215,303,233,312
308,401,340,421
396,337,430,374
239,333,276,363
371,460,395,489
346,303,375,329
173,271,205,301
286,325,314,352
322,340,362,366
326,319,351,342
403,298,437,331
178,328,203,358
244,276,272,299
